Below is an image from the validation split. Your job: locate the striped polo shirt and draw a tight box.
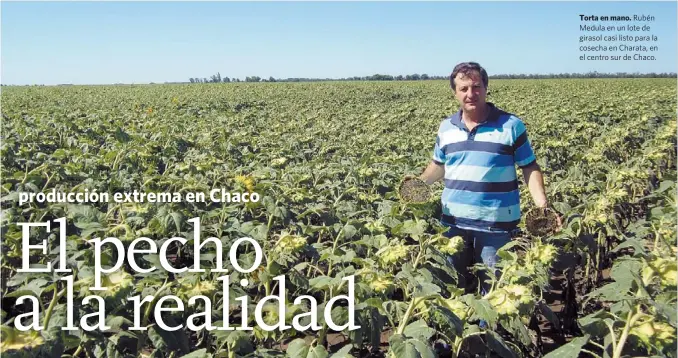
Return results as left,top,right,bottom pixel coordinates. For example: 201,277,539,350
432,102,537,233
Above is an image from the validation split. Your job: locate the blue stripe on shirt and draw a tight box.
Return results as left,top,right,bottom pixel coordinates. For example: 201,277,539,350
443,140,513,156
441,215,521,231
515,141,536,167
444,179,519,192
446,151,515,167
513,131,529,151
442,201,521,222
444,164,518,182
441,188,520,207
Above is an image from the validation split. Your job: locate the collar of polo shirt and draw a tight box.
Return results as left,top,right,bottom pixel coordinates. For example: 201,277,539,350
450,102,501,130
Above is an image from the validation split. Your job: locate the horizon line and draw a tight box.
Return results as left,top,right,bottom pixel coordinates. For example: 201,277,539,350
3,70,677,87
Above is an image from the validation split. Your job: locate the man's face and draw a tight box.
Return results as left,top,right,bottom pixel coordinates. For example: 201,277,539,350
453,71,487,112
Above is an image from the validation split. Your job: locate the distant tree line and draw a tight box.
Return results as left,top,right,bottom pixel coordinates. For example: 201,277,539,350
490,71,676,79
2,71,675,87
185,71,676,84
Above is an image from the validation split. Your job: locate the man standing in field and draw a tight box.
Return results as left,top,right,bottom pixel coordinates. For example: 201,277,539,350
419,62,554,295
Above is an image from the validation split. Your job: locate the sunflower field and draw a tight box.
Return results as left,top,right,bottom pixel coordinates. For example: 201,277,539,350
1,78,676,358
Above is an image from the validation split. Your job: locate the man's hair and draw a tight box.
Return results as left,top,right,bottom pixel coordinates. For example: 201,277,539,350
449,62,488,90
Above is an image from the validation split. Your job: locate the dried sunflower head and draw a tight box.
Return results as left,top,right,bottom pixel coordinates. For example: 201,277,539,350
367,275,395,293
1,326,45,354
274,233,308,254
630,315,677,352
642,256,677,288
378,243,409,266
234,175,256,192
440,235,465,255
76,271,134,299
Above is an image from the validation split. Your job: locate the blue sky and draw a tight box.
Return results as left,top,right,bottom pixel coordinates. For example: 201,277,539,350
2,1,676,85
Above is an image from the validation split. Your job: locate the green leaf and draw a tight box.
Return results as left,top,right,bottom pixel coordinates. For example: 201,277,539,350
485,330,518,358
394,220,427,238
496,240,523,254
413,281,441,298
497,249,518,262
403,319,436,341
329,345,353,358
294,262,309,271
464,297,498,328
75,221,106,239
538,301,560,332
239,221,268,241
226,330,254,354
342,224,357,240
656,180,673,193
389,334,434,358
389,334,417,358
586,281,634,302
360,297,385,311
148,325,176,351
179,349,211,358
409,338,436,358
308,276,339,291
610,238,646,255
610,257,642,283
553,201,572,215
579,311,614,337
428,304,463,338
5,278,51,298
170,212,183,233
285,339,309,357
384,300,409,324
252,348,287,357
148,321,189,355
105,316,133,333
503,316,531,347
286,339,329,358
651,300,677,326
105,339,123,358
114,127,131,143
0,192,20,203
368,307,386,349
650,206,667,219
331,306,349,329
337,249,356,264
543,334,590,358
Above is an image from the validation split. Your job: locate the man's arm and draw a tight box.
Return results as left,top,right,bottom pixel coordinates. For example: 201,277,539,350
521,161,548,208
420,161,445,185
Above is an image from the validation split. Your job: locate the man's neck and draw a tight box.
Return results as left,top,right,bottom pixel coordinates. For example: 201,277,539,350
461,102,490,126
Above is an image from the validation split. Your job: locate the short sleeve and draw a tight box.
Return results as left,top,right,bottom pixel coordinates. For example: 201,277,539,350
433,134,445,164
512,120,537,168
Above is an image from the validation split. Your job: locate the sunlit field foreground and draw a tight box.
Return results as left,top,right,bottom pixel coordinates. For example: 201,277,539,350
2,79,676,358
